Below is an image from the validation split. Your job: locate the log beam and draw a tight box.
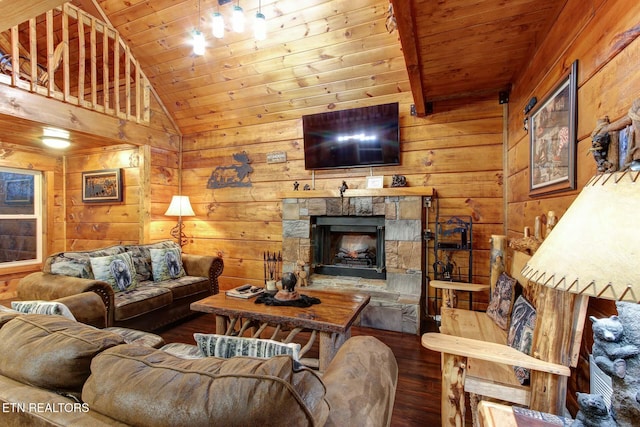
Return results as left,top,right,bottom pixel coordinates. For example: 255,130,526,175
0,83,178,151
0,0,67,33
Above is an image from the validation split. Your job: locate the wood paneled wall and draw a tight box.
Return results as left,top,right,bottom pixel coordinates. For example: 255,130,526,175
506,0,640,414
181,91,505,310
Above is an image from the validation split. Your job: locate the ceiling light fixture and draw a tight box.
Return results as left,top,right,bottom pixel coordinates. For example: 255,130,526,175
212,10,225,39
42,127,70,149
192,29,206,55
193,0,205,55
42,137,70,149
232,2,245,33
254,0,266,41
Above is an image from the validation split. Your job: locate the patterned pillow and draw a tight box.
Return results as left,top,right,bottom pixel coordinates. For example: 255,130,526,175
11,300,76,321
486,272,517,330
507,295,537,385
90,252,138,293
150,247,186,282
194,333,301,361
125,241,181,282
47,245,125,278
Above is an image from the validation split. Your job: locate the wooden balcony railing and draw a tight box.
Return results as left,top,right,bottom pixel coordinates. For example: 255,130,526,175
0,3,150,124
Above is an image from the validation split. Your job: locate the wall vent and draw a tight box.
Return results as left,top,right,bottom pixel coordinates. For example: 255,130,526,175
589,354,613,408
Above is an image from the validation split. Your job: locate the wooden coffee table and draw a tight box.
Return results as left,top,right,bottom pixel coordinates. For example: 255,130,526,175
191,289,370,371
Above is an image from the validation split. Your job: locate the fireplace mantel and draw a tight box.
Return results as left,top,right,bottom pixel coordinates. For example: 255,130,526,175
278,186,434,199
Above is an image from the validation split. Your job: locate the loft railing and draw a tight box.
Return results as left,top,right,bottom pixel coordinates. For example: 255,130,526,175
0,3,150,124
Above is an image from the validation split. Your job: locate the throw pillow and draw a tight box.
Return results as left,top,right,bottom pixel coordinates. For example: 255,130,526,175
507,295,537,385
486,272,517,330
90,252,138,292
194,333,301,361
125,240,181,282
11,300,76,321
150,247,186,281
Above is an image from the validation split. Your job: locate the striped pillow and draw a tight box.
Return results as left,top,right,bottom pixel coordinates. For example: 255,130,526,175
194,333,300,361
11,300,76,321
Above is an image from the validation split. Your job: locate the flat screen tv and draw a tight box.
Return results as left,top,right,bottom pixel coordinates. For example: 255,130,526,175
302,102,400,170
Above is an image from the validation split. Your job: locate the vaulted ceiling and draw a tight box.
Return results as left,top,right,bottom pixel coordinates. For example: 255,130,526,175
0,0,565,150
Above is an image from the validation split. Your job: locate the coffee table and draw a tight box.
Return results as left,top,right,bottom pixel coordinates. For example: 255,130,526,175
191,289,370,371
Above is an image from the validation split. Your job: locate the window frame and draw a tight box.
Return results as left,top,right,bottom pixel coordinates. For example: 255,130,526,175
0,167,43,267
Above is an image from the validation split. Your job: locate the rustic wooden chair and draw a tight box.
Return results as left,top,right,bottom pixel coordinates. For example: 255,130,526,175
422,219,589,427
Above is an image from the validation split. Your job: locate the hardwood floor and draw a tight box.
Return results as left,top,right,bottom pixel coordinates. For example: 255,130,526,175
158,313,447,426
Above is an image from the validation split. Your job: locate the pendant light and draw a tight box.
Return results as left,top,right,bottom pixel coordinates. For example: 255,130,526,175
212,10,225,39
192,29,205,55
192,0,205,55
254,0,266,41
232,1,245,33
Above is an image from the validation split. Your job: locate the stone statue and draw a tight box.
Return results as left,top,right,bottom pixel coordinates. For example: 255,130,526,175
570,393,616,427
391,175,407,187
588,302,640,426
274,272,300,301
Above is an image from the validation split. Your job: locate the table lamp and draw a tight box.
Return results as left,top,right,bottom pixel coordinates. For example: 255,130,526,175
165,195,195,247
522,171,639,425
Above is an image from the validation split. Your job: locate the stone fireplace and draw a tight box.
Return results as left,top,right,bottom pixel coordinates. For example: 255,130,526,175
281,187,433,334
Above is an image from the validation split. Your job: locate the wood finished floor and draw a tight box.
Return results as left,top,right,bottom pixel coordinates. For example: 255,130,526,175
158,313,446,426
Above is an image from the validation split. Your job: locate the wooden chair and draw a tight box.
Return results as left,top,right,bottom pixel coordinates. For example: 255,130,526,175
422,222,589,427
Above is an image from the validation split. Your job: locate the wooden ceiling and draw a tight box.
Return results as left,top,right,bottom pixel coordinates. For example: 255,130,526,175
0,0,565,151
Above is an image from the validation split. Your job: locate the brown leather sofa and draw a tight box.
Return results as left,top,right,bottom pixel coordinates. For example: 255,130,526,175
16,241,224,331
0,314,398,427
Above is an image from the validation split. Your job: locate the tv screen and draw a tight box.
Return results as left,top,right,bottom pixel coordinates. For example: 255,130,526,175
302,102,400,170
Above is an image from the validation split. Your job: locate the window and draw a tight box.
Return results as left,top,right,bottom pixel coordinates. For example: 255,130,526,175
0,168,42,266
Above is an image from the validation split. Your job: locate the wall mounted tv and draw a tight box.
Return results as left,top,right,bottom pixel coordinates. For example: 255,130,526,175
302,102,400,170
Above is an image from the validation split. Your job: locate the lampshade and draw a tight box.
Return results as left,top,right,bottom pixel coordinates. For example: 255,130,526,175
522,171,640,302
165,196,195,217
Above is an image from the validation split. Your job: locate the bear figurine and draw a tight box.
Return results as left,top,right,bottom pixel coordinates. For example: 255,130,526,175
570,393,616,427
591,315,640,379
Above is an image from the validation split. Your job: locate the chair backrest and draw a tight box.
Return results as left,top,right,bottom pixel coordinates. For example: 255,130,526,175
509,215,589,414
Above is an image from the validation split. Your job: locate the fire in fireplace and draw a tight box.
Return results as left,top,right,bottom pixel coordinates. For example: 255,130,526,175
311,216,385,280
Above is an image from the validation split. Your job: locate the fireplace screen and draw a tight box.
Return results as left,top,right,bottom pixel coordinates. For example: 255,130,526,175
311,216,385,280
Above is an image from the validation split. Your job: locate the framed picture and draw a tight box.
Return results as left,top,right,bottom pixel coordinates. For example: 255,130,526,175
4,179,33,204
529,60,578,196
366,175,384,189
82,169,122,203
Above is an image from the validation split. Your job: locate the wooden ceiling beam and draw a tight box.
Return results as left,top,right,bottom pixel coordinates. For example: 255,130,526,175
0,0,68,32
390,0,427,116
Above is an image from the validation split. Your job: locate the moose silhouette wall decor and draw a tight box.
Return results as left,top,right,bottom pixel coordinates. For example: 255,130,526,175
207,151,253,189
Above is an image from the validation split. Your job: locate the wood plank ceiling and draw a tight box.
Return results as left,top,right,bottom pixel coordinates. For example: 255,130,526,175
0,0,565,151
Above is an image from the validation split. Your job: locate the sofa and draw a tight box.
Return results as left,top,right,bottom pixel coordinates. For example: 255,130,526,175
16,241,224,331
0,314,398,426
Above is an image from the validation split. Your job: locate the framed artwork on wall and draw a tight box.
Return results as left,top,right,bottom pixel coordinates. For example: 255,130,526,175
529,60,578,196
82,169,122,203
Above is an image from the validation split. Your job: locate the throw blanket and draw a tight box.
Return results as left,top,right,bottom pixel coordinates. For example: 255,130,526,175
255,293,321,308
